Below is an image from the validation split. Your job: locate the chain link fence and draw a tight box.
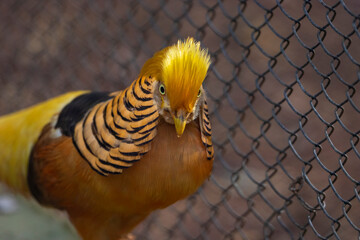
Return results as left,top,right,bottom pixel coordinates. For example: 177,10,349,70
0,0,359,239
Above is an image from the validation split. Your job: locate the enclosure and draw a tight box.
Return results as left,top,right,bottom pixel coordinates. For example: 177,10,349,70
0,0,359,239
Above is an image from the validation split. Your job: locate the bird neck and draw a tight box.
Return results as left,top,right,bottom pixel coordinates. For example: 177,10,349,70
72,76,159,175
110,76,157,127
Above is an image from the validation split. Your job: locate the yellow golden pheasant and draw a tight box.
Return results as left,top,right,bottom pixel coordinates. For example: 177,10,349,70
0,38,213,240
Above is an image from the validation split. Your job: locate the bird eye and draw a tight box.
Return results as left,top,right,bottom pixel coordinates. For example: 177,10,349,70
197,89,201,97
159,84,166,95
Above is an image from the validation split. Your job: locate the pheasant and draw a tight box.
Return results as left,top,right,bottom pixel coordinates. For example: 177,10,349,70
0,37,214,240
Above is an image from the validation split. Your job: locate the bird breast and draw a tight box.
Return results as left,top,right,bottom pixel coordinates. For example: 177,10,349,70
28,118,212,215
104,119,213,211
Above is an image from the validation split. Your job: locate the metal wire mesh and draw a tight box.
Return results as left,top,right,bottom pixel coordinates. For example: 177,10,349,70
0,0,359,239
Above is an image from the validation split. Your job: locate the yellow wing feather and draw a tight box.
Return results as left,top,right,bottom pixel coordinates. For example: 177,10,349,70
0,91,87,195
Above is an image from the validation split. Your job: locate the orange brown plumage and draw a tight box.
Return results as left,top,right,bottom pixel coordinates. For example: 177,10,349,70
0,37,214,240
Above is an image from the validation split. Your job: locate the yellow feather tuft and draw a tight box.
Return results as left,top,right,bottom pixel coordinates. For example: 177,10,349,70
140,37,211,112
162,38,211,111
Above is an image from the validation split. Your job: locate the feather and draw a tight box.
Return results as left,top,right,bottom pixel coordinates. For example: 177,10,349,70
0,91,87,194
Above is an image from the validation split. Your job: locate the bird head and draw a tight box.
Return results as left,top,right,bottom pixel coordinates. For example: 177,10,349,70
140,38,211,137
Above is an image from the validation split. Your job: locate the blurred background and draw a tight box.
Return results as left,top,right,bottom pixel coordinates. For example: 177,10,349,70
0,0,359,239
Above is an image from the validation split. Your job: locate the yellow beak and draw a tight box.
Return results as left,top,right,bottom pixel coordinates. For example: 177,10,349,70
173,115,187,138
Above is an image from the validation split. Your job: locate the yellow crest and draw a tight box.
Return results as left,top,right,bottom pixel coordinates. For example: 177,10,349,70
140,37,211,111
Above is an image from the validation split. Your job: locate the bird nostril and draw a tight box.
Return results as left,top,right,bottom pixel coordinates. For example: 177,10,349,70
175,108,187,118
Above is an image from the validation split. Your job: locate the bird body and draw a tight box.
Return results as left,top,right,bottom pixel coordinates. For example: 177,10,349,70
0,38,214,240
